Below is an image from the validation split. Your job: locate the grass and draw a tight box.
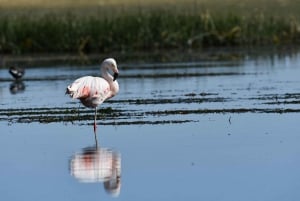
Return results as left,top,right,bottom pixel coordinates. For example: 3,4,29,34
0,0,300,54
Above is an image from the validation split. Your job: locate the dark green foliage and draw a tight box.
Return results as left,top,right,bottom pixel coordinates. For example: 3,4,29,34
0,10,299,54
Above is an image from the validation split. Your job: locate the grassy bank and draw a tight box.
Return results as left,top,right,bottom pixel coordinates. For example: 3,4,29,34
0,0,300,54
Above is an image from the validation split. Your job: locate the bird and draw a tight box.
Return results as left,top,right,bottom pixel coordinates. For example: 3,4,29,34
66,58,119,133
9,66,25,80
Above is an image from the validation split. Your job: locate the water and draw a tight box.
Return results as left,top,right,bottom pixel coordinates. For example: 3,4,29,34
1,50,300,201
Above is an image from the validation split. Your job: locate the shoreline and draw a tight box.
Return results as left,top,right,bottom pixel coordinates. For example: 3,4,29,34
1,45,300,67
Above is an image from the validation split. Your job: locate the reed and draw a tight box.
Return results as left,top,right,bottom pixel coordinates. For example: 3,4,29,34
0,0,299,54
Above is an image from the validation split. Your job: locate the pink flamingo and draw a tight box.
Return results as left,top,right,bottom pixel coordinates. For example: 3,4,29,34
66,58,119,133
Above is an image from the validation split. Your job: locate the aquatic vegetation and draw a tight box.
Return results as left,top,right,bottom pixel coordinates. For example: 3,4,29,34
2,91,300,125
2,106,300,125
0,0,300,54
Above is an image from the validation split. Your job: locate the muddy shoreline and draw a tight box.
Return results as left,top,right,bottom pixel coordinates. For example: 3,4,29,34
1,46,299,67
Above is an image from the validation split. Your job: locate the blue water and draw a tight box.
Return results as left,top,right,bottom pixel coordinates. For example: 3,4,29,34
1,114,300,201
1,50,300,201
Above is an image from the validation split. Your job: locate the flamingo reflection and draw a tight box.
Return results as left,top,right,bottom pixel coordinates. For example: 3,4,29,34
70,146,121,197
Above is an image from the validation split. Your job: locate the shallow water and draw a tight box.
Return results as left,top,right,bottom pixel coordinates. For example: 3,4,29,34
1,50,300,201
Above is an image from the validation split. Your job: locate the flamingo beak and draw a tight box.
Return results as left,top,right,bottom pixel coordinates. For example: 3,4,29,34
113,73,119,81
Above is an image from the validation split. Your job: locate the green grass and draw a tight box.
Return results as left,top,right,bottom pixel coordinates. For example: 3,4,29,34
0,0,300,54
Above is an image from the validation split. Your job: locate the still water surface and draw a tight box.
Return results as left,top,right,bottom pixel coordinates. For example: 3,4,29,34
0,50,300,201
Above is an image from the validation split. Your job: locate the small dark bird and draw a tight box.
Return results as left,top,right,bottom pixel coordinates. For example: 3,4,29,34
9,66,25,80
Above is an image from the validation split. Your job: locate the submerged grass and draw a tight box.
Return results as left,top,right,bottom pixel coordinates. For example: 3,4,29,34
0,0,300,54
2,106,300,125
1,92,300,125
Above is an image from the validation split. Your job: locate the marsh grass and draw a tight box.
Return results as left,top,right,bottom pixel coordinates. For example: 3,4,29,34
0,0,300,54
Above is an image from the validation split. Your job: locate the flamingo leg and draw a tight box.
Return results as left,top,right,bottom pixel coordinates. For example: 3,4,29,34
94,108,99,148
94,108,97,133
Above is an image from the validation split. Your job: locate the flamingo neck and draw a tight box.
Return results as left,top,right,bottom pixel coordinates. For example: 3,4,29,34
101,66,119,98
101,67,113,82
110,80,119,98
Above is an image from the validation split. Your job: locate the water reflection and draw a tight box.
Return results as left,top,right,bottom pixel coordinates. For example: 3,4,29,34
70,146,121,197
9,80,25,94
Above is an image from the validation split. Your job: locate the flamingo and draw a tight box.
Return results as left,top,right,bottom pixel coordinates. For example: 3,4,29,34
66,58,119,133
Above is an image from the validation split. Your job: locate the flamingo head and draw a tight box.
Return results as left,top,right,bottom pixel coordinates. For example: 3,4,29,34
101,58,119,81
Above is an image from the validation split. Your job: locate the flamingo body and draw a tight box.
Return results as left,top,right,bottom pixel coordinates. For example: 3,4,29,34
66,58,119,132
67,76,113,108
